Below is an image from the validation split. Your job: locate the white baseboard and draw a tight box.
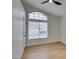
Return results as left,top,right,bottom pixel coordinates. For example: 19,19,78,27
60,40,66,44
25,40,58,47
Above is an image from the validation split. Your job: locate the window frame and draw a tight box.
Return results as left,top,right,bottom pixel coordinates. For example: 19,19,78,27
27,12,48,40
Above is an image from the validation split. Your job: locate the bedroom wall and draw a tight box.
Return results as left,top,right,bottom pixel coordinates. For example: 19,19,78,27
21,2,60,47
12,0,25,59
59,16,66,44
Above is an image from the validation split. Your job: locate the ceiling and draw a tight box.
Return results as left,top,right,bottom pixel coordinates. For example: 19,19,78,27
21,0,66,17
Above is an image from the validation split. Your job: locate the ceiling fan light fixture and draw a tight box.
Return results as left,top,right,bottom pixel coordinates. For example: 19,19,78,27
49,0,53,3
41,0,62,5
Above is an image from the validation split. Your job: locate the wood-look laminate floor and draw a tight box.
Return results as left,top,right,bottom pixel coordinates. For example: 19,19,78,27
21,42,66,59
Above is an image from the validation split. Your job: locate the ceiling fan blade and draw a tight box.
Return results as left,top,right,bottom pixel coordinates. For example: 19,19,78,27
53,0,62,5
41,0,49,4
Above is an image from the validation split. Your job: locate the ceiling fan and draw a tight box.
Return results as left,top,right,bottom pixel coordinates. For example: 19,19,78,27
41,0,62,5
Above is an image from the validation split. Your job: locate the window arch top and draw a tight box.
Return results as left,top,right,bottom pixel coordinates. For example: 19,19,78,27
29,12,48,21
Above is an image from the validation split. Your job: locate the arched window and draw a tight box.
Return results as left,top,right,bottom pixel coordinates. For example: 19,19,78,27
29,12,47,20
28,12,48,39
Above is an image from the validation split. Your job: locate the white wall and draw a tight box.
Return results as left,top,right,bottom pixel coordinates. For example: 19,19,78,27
26,14,59,46
21,2,60,47
59,16,66,44
12,0,26,59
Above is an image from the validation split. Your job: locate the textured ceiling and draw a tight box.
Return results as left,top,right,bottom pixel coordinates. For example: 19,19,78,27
21,0,66,17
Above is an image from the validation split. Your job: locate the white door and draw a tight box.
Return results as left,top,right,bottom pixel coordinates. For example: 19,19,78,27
12,0,26,59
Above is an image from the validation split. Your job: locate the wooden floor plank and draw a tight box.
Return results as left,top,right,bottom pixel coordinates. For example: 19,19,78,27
21,42,66,59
